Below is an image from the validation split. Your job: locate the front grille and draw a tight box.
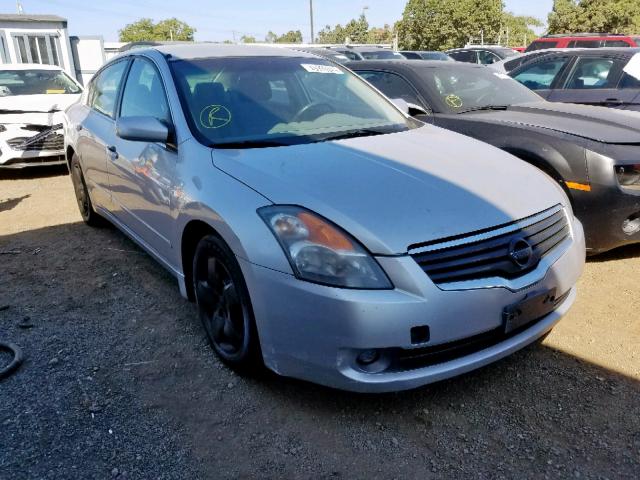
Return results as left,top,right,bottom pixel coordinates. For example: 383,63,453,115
410,206,569,285
7,133,64,151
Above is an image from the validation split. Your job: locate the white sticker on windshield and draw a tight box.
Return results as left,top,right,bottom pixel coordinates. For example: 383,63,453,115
623,53,640,81
493,72,511,80
301,64,344,74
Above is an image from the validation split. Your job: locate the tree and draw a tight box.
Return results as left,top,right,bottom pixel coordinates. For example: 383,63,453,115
548,0,640,34
240,35,257,43
367,24,395,44
119,17,195,42
396,0,505,51
501,12,543,47
317,14,370,43
265,30,303,43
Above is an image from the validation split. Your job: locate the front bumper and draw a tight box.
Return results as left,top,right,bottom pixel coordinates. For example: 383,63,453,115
0,126,66,169
240,217,585,393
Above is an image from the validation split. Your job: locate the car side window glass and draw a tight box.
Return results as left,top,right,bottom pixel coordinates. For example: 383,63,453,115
565,57,622,89
604,40,630,47
90,60,128,118
512,58,568,90
569,40,602,48
120,58,171,123
478,51,499,65
358,71,421,106
449,51,475,63
619,72,640,89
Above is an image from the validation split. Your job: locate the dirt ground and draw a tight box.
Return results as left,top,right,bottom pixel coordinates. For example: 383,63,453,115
1,166,639,480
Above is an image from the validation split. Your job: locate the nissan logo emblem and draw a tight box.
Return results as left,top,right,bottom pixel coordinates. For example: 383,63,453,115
509,238,535,269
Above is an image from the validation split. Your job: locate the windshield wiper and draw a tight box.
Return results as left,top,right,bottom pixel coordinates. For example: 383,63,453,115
319,128,391,142
457,105,509,114
212,139,292,149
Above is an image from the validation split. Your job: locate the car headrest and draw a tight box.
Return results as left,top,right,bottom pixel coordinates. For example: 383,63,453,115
233,75,272,102
193,82,228,106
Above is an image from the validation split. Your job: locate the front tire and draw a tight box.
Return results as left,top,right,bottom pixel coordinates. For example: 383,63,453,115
192,234,262,374
70,154,102,226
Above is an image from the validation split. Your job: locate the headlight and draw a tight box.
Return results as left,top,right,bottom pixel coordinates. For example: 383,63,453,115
258,206,392,289
615,164,640,190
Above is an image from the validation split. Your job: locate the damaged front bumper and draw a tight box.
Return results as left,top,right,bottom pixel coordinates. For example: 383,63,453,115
0,122,66,169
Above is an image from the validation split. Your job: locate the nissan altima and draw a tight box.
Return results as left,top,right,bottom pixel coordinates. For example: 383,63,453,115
64,45,585,392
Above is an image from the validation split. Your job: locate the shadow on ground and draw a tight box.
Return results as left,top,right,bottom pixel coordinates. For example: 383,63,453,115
1,222,638,479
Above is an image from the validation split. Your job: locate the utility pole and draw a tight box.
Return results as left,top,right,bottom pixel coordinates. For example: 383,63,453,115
309,0,314,44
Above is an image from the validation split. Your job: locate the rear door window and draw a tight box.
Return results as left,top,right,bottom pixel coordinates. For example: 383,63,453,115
564,57,625,89
568,40,603,48
604,40,631,47
526,41,558,52
512,57,570,90
478,50,500,65
620,73,640,89
449,50,477,63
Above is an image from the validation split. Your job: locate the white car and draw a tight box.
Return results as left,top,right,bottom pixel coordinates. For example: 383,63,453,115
0,64,82,169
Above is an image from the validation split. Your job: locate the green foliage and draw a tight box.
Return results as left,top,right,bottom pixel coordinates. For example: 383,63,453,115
367,24,395,44
317,14,370,43
548,0,640,34
501,12,543,47
119,17,195,42
396,0,506,50
240,35,257,44
265,30,303,43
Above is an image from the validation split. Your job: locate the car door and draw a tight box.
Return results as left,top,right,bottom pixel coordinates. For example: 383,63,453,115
511,55,572,100
548,54,637,108
107,56,177,260
76,59,129,209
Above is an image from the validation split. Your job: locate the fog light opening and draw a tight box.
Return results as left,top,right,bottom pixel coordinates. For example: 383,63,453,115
357,349,380,366
622,214,640,236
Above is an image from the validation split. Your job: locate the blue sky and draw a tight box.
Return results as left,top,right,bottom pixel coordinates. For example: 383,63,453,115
17,0,555,42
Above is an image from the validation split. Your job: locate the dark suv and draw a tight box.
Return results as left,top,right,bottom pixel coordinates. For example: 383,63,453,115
527,33,640,52
510,48,640,111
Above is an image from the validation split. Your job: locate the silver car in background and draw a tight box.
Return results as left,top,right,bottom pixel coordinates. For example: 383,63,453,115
64,45,585,392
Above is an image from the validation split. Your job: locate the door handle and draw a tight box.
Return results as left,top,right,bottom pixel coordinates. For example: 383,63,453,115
107,145,119,160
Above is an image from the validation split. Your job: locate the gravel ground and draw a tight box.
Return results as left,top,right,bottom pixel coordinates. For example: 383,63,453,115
1,166,639,480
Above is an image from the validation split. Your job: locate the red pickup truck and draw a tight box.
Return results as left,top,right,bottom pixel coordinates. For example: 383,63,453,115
526,33,640,52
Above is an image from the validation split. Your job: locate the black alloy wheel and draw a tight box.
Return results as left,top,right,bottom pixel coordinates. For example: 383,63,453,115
193,235,262,373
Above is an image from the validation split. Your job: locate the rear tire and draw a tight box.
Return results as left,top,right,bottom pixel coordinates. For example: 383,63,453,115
70,154,102,227
192,234,263,375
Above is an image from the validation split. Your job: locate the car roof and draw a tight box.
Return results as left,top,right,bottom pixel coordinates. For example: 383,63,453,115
146,43,319,60
447,46,513,52
0,63,63,71
346,59,482,71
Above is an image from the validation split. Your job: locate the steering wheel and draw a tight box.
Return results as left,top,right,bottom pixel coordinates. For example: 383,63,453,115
292,102,334,122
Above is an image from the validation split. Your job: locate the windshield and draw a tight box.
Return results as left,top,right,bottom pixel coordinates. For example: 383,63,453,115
170,56,417,148
0,69,81,96
419,65,542,113
421,52,453,61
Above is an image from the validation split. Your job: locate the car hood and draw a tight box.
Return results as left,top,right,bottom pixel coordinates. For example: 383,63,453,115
0,94,80,124
464,101,640,144
211,126,565,255
212,126,567,255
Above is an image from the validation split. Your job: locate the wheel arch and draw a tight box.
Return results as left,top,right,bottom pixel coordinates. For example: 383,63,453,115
180,219,221,302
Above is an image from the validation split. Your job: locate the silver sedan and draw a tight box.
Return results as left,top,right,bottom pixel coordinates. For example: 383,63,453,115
64,45,585,392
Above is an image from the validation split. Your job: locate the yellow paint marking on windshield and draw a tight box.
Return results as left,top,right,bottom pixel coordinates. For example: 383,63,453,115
46,89,65,94
444,94,463,109
566,181,591,192
199,104,232,129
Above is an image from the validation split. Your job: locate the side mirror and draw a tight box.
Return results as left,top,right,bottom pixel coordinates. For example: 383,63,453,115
391,98,410,115
406,102,429,116
116,116,171,143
